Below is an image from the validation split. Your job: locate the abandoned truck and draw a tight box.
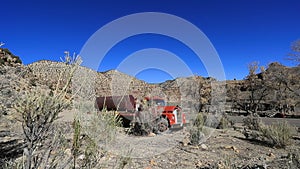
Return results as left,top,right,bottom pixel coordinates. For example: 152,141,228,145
95,95,186,132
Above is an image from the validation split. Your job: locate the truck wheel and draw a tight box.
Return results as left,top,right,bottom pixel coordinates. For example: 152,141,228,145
156,118,169,133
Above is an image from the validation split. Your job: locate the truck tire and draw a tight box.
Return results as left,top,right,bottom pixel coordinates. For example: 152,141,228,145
155,118,169,133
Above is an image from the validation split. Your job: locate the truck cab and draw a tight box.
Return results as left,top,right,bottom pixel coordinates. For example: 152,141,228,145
144,96,186,128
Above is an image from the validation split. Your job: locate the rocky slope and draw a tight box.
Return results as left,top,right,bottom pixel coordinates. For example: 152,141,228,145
0,48,22,67
1,48,300,168
14,56,300,116
0,49,34,163
1,48,299,118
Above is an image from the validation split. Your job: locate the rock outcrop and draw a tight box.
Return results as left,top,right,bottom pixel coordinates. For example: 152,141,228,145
0,48,22,67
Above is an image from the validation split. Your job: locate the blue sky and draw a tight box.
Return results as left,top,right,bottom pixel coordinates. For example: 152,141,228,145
1,0,300,83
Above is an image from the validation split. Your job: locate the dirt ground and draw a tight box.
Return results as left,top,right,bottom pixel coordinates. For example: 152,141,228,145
58,110,300,169
96,127,299,169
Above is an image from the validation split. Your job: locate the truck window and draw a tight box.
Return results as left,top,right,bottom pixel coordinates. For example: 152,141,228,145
153,99,165,106
145,98,166,106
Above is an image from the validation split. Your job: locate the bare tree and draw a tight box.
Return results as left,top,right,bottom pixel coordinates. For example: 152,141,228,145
285,40,300,97
226,80,243,113
238,62,270,115
287,39,300,64
266,63,300,112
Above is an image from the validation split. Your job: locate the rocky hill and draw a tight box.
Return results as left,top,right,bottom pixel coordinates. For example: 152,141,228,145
1,48,299,117
0,48,299,116
1,48,300,168
0,49,37,161
0,48,22,66
26,60,219,114
226,62,300,115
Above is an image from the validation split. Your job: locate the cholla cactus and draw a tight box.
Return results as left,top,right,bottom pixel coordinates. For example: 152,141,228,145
14,88,71,169
61,51,82,65
13,52,81,169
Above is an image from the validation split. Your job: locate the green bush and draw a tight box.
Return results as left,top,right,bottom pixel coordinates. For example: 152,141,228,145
193,113,205,130
217,115,234,129
10,52,81,169
14,89,70,169
189,113,205,145
260,121,296,148
1,159,22,169
242,117,296,148
243,116,263,131
287,148,300,168
0,58,5,65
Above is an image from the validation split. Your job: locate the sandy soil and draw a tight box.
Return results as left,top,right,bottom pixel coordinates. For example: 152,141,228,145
57,110,300,169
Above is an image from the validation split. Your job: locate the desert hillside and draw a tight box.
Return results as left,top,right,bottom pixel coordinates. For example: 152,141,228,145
1,48,300,168
1,48,300,123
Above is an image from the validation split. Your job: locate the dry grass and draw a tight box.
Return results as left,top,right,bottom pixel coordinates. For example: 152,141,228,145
243,116,297,148
260,121,297,148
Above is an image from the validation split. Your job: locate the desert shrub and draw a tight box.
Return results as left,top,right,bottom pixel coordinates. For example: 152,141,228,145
0,58,5,65
193,113,205,130
128,108,158,136
242,117,296,148
243,116,263,131
242,116,264,140
80,110,122,146
115,149,133,169
11,52,81,169
14,89,70,169
72,119,81,168
130,122,153,136
259,121,296,148
189,127,205,145
1,159,22,169
217,114,234,129
287,148,300,168
189,113,234,144
101,111,122,129
71,110,123,168
219,154,238,169
99,111,122,141
189,113,205,145
81,135,98,168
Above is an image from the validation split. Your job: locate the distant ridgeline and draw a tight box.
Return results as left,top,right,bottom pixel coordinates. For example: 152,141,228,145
1,47,299,115
0,48,22,66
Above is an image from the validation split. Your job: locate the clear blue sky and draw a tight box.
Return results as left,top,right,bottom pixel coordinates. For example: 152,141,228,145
1,0,300,83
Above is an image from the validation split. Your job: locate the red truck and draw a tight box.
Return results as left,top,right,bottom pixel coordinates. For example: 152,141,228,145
95,95,186,132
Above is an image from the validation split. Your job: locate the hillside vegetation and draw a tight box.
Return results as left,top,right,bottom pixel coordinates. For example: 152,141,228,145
0,48,299,168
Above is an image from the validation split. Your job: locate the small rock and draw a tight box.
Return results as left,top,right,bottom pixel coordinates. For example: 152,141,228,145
267,152,275,158
218,163,224,169
195,161,202,167
224,145,232,149
224,145,238,152
149,159,157,166
148,132,156,137
78,154,85,160
190,145,199,149
200,144,208,150
64,148,71,156
181,135,190,146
